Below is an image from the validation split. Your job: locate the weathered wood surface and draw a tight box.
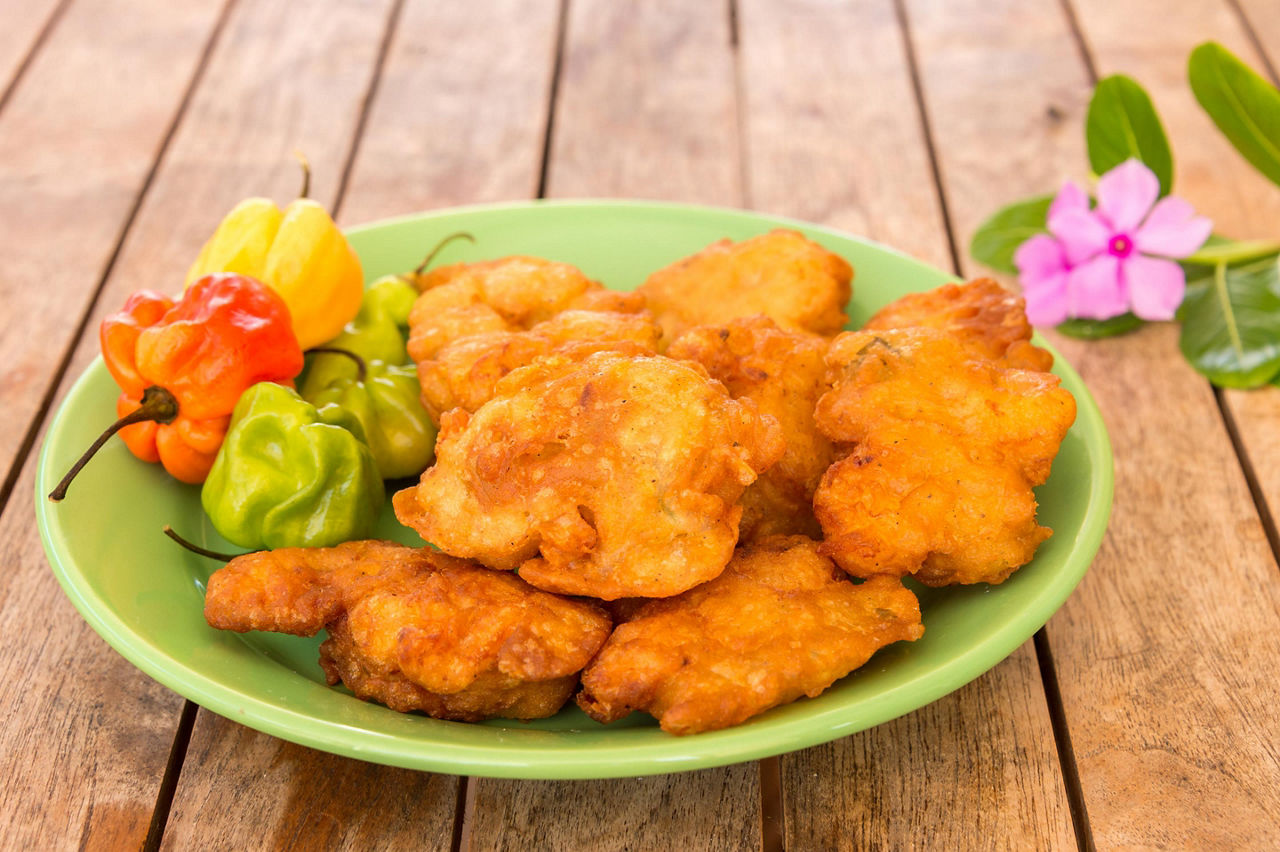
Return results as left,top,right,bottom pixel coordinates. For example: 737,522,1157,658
912,0,1280,846
736,0,1074,846
4,0,1280,849
0,0,227,847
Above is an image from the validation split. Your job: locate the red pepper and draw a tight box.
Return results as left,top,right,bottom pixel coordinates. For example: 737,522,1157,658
49,273,303,499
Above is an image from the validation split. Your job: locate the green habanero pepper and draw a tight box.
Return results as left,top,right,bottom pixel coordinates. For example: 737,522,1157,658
300,274,418,395
302,351,437,480
201,382,384,549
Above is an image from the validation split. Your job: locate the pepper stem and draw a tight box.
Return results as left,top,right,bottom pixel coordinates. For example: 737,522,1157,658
409,232,476,281
294,149,311,199
48,385,180,502
308,347,367,382
162,525,245,562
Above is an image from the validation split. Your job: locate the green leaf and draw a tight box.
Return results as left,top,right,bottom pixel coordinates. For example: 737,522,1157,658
968,195,1054,275
1184,238,1280,267
1179,257,1280,388
1086,74,1174,195
1056,313,1145,340
1189,42,1280,189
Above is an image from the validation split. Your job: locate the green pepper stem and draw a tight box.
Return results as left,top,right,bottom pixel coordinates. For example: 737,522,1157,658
410,231,476,280
307,347,367,382
162,525,246,562
48,385,180,502
294,149,311,199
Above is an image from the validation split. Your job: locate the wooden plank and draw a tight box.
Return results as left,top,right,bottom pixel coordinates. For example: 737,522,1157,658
464,2,763,848
0,0,224,496
911,0,1280,845
0,0,63,105
1235,0,1280,78
736,1,1072,845
159,713,457,851
739,0,950,270
544,0,740,204
339,0,562,224
466,766,761,852
158,0,563,844
0,0,226,847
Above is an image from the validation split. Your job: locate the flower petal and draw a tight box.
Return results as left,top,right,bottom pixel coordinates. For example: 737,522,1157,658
1049,208,1111,265
1096,159,1160,231
1066,254,1128,320
1014,234,1068,283
1049,180,1090,220
1022,271,1071,326
1134,196,1213,258
1124,255,1186,320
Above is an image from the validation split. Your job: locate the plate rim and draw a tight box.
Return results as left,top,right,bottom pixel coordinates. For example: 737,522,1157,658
35,198,1114,779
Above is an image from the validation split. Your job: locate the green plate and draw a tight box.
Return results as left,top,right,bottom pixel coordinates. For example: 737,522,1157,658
35,200,1112,779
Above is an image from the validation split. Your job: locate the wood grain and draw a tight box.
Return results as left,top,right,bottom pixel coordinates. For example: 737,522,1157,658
1235,0,1280,78
738,0,951,270
0,0,225,496
913,0,1280,845
339,0,562,224
465,767,761,852
0,0,227,846
737,1,1074,845
544,0,740,204
0,0,63,104
159,713,457,851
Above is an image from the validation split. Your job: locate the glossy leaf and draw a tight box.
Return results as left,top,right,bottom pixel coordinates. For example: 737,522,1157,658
1056,313,1145,340
1178,257,1280,388
1086,74,1174,195
1189,42,1280,189
1184,236,1280,267
968,195,1053,274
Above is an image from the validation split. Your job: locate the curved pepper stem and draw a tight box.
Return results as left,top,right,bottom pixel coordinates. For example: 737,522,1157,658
161,525,248,562
48,385,180,502
307,347,367,382
293,149,311,199
408,232,477,282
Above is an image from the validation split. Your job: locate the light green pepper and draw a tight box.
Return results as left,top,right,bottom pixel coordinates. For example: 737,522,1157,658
201,382,384,549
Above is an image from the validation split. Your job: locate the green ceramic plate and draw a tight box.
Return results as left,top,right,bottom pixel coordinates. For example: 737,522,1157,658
36,200,1112,779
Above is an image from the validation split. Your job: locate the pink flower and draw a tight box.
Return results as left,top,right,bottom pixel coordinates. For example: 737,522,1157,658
1014,159,1212,325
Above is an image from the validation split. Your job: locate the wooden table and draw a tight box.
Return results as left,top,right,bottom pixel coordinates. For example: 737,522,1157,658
4,0,1279,848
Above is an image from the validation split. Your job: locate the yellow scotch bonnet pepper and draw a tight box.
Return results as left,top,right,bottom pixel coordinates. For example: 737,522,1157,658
185,191,363,351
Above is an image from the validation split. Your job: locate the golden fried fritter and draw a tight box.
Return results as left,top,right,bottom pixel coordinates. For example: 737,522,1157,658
813,328,1076,586
638,230,853,345
406,256,656,422
577,536,924,735
204,540,612,721
394,350,785,600
416,310,661,420
668,317,835,541
862,278,1053,372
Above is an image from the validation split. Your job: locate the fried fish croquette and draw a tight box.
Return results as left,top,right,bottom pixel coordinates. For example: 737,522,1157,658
667,317,835,541
406,256,655,421
577,536,924,735
415,309,661,420
204,540,612,721
813,328,1076,585
638,230,853,345
862,278,1053,371
394,350,785,600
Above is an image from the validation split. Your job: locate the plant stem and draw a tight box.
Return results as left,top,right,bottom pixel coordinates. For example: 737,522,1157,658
162,525,245,562
307,347,367,382
48,385,180,502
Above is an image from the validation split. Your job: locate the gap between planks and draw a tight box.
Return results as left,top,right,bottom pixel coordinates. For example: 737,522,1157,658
896,0,1096,848
0,0,74,119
